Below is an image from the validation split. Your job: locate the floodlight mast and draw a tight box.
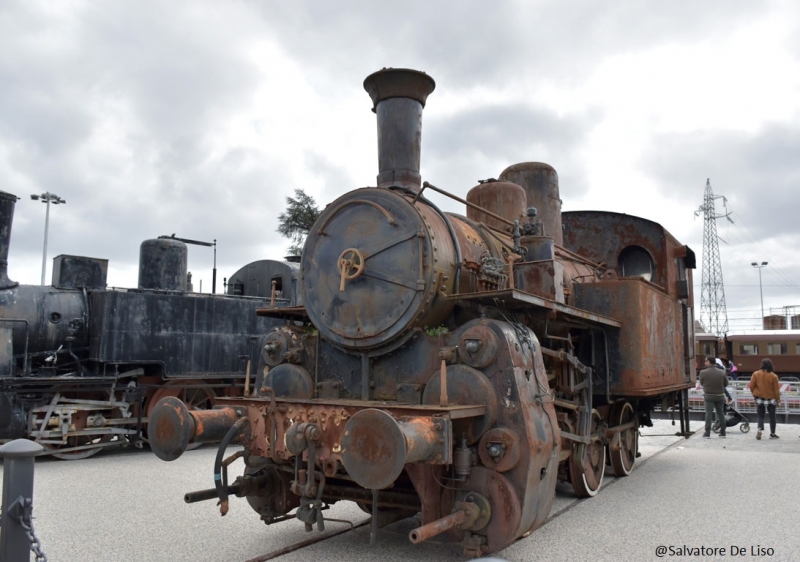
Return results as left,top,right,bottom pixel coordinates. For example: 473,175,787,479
158,234,217,294
751,261,768,321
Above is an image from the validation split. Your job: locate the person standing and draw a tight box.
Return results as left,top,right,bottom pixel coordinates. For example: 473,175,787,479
749,358,781,440
699,355,729,438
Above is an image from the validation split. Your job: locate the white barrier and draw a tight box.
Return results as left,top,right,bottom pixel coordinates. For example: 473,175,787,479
686,380,800,423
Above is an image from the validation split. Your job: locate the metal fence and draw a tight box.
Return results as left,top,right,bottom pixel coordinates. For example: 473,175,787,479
685,380,800,423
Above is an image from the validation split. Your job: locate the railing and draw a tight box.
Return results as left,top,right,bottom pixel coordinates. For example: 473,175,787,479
685,380,800,423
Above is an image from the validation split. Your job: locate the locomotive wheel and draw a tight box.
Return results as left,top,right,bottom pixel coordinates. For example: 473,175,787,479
609,401,638,477
146,380,217,450
568,411,605,498
42,409,115,460
44,434,113,460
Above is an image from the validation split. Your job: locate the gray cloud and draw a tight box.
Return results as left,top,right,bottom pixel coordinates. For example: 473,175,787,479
0,1,282,284
640,122,800,240
1,0,798,309
423,103,598,199
253,0,767,89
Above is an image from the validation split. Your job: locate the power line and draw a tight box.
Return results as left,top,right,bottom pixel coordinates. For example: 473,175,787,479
721,207,800,290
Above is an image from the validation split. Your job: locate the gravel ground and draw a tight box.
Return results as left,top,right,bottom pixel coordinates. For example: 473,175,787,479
1,418,797,562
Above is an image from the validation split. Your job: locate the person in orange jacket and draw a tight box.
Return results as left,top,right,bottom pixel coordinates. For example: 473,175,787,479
749,358,781,440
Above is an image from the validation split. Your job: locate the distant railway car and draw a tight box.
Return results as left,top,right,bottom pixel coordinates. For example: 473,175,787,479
695,332,724,369
725,332,800,379
149,68,696,556
0,192,295,458
693,331,800,379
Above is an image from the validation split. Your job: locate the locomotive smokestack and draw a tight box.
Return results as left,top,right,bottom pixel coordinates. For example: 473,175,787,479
0,191,19,290
364,68,436,192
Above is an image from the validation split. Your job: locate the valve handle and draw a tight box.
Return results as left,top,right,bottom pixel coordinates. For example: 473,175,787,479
338,248,365,292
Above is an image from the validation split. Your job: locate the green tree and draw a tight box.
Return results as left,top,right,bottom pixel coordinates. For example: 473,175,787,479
277,189,321,256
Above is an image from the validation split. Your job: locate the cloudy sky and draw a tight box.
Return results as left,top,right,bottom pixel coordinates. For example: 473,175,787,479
2,0,799,332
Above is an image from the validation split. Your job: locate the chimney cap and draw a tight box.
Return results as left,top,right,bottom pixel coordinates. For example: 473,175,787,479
364,68,436,110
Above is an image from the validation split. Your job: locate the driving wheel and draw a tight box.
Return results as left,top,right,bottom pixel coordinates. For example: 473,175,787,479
608,400,638,477
569,409,606,498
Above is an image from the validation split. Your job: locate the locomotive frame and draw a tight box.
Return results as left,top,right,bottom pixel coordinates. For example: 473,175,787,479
150,68,696,557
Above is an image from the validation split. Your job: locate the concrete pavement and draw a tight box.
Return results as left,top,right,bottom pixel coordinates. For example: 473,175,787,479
1,419,797,561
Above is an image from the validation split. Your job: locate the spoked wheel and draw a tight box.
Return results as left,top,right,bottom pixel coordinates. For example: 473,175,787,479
712,420,721,434
740,422,750,433
146,380,217,450
609,401,638,477
41,409,114,460
569,410,606,498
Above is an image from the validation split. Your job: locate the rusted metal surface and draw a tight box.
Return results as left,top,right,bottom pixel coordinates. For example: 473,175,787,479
449,215,504,294
607,401,638,476
499,162,563,245
441,467,522,555
574,279,692,396
408,507,468,544
341,408,451,489
148,397,238,461
477,427,521,472
562,210,694,305
149,67,697,558
300,187,457,352
255,305,309,320
148,397,195,461
457,324,499,369
513,260,565,302
217,396,483,466
421,364,498,444
404,464,443,525
363,68,435,191
466,179,526,233
448,288,623,328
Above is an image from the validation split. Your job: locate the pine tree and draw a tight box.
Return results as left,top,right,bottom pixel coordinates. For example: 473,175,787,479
277,189,320,256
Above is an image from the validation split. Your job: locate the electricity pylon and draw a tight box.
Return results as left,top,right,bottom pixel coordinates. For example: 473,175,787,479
695,178,733,335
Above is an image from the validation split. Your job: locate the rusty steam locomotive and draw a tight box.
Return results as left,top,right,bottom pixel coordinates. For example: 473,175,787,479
0,191,297,459
150,68,697,556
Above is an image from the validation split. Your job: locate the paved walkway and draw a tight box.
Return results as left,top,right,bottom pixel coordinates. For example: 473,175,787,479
1,420,797,561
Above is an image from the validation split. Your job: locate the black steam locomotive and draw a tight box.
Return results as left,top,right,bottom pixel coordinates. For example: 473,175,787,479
0,191,297,459
150,68,697,557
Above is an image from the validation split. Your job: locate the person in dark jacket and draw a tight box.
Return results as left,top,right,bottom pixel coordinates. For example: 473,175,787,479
749,358,781,440
699,355,729,438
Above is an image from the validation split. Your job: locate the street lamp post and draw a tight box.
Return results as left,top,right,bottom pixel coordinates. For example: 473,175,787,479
30,192,66,286
751,261,768,321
